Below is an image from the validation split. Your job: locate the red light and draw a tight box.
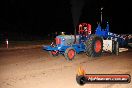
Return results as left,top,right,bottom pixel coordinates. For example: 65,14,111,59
56,38,61,44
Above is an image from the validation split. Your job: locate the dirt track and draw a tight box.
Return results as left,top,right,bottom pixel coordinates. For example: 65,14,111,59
0,46,132,88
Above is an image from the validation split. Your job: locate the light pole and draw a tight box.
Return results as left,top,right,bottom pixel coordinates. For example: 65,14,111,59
101,7,103,24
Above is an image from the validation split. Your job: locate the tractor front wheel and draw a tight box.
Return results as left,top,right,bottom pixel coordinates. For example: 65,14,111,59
64,47,76,61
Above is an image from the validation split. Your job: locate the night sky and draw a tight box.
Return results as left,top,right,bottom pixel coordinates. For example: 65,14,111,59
1,0,132,40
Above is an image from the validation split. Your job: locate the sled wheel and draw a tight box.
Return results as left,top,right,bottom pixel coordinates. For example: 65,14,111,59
112,41,119,56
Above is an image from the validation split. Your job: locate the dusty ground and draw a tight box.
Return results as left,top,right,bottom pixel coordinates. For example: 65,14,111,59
0,45,132,88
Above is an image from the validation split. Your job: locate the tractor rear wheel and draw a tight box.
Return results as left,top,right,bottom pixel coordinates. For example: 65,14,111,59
49,51,59,57
64,47,76,61
85,35,103,57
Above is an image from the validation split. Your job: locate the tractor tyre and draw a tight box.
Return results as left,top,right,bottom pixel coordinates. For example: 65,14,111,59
76,75,87,85
64,47,76,61
112,41,119,56
85,35,103,57
49,51,59,57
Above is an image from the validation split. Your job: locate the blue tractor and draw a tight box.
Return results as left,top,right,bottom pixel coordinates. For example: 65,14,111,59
43,22,126,61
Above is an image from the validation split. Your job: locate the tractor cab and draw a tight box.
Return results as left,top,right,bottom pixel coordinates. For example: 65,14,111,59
78,23,91,42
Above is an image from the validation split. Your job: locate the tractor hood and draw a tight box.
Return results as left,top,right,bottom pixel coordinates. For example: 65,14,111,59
56,35,80,46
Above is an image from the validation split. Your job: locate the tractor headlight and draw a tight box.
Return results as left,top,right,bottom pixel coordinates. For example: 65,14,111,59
62,38,65,41
58,47,61,49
